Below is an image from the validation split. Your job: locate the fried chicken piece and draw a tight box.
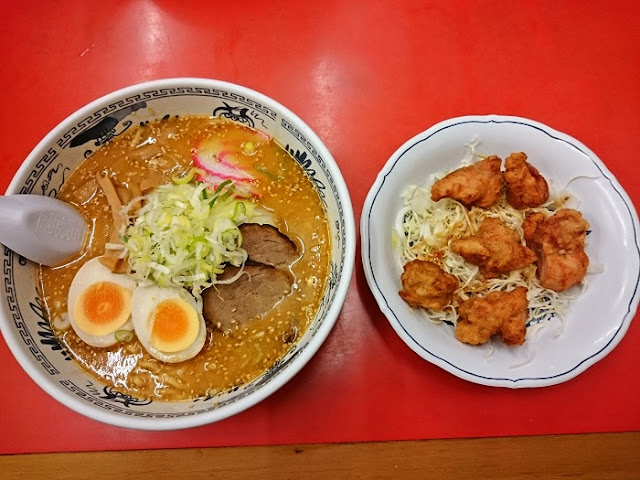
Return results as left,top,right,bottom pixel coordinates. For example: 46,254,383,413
523,209,590,291
399,260,458,310
450,217,536,278
522,211,546,242
431,156,504,208
504,152,549,209
455,287,528,346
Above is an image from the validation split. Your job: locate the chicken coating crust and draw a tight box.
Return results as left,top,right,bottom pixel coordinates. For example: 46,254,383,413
523,209,590,291
504,152,549,209
522,211,546,242
450,217,536,278
399,259,459,310
455,286,528,346
431,156,504,208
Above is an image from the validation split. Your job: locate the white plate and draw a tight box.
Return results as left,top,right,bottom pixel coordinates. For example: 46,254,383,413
361,115,640,388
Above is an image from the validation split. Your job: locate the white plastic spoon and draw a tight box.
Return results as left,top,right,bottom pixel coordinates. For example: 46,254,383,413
0,195,87,266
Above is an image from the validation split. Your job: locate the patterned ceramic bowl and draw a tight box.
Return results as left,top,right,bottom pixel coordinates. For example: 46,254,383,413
0,78,355,429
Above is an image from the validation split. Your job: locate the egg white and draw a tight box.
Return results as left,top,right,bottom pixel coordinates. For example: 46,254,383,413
130,285,206,363
67,257,137,347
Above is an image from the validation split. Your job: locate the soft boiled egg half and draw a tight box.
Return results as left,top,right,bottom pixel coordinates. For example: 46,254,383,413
67,257,137,347
131,285,206,363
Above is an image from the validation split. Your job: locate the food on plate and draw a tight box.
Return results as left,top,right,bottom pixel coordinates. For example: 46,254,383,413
394,146,594,348
39,115,330,401
430,155,504,208
399,259,459,310
504,152,549,209
450,217,536,278
523,209,590,291
455,286,528,346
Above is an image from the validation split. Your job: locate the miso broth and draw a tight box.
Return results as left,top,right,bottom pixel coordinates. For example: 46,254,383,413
38,116,330,401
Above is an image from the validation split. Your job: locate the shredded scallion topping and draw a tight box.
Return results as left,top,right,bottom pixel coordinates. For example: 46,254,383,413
121,177,269,296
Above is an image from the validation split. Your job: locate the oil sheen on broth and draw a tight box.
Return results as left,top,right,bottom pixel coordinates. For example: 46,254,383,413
39,115,330,401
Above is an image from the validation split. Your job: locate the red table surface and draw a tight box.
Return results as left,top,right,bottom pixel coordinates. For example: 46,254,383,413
1,0,639,455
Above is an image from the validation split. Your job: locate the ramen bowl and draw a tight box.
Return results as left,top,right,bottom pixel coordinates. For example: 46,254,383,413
0,78,355,430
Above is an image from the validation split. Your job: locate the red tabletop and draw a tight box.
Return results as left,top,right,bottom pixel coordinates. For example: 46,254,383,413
1,0,639,455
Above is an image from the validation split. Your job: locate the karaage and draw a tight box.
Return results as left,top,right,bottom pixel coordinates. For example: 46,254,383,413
450,217,536,277
431,156,504,208
455,286,529,346
399,259,458,310
504,152,549,209
523,209,589,291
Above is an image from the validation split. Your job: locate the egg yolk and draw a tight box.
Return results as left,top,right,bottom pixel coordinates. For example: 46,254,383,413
73,281,131,336
149,299,200,353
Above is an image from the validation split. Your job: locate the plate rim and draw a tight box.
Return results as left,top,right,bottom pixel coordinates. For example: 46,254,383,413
361,114,640,388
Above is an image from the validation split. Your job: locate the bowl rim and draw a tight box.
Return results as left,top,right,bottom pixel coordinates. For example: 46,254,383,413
0,77,356,430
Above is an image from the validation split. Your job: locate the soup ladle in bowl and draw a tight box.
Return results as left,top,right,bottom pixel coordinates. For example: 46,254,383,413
0,195,87,266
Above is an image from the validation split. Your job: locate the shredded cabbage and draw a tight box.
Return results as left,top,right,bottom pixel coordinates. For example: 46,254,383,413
121,178,271,296
394,143,578,332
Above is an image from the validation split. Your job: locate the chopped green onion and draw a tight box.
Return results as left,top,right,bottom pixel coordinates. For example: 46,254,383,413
214,179,232,193
122,178,271,296
115,330,134,343
255,165,277,180
220,184,236,202
232,202,247,223
172,168,197,185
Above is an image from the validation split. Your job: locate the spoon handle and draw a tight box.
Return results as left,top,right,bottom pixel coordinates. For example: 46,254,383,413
0,195,87,266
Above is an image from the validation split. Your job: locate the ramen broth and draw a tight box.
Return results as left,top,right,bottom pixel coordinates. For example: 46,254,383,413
38,116,330,401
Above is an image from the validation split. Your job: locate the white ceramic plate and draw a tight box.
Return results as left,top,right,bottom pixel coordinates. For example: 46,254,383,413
361,115,640,388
